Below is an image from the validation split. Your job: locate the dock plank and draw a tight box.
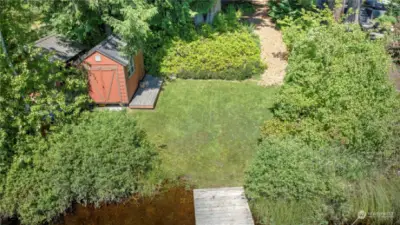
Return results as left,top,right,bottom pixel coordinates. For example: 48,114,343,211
193,187,254,225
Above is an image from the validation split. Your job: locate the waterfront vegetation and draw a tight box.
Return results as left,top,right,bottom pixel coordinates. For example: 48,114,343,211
1,0,399,224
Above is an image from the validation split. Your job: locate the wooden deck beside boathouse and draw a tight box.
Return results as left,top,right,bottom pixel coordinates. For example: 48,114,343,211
193,187,254,225
129,75,163,109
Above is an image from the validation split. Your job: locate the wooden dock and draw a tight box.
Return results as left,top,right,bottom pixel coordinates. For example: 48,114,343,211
193,187,254,225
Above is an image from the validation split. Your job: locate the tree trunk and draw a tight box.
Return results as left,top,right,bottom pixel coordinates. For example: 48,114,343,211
333,0,346,21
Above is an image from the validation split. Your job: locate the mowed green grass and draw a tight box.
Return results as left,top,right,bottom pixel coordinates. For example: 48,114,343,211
132,80,278,188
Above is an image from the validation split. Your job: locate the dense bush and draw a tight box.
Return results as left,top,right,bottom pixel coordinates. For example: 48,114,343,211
49,111,157,205
160,31,265,80
144,3,264,78
268,0,303,22
270,9,399,164
246,9,400,225
245,138,336,201
245,138,335,224
0,45,90,221
223,2,256,15
212,5,243,33
144,0,196,75
279,7,334,50
387,0,400,18
1,111,158,224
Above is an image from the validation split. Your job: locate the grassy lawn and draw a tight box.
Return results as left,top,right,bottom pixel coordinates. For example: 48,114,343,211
132,79,278,188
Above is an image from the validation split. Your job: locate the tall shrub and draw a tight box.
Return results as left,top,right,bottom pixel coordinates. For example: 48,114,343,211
144,2,248,75
144,0,196,75
245,138,337,201
245,138,341,224
268,0,303,22
273,10,399,163
1,111,158,224
247,9,400,225
0,46,90,213
160,31,265,80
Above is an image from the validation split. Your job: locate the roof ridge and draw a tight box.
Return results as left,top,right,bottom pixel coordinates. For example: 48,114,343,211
78,34,129,66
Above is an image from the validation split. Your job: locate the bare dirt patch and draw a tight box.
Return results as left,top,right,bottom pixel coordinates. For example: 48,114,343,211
246,5,288,86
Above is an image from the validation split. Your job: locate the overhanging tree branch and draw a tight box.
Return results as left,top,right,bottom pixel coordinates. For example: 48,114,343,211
0,30,17,76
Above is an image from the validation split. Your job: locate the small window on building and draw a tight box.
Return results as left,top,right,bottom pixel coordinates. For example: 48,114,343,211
95,55,101,62
128,56,135,78
203,13,208,22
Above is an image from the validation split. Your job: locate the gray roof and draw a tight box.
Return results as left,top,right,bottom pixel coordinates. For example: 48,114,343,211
34,34,86,62
83,35,129,66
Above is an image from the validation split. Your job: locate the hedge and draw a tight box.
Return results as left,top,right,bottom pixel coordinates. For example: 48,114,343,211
160,30,266,80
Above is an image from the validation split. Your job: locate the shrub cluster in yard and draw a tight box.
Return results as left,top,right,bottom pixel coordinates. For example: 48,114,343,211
1,111,158,224
145,4,265,80
246,138,336,201
246,9,400,225
160,31,265,80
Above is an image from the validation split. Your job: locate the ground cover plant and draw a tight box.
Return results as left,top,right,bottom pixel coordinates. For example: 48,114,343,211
132,80,278,187
245,8,400,225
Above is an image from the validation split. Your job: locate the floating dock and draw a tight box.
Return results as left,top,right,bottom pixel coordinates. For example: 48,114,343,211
193,187,254,225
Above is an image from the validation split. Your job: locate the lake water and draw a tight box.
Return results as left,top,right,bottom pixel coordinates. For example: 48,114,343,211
59,187,195,225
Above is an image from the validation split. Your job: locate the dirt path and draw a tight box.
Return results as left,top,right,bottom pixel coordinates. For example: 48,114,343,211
246,5,288,86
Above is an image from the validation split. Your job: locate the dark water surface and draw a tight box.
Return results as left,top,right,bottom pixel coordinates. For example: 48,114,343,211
59,187,195,225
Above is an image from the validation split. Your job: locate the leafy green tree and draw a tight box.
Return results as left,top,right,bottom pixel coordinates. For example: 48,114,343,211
0,46,90,214
0,0,37,51
42,0,157,54
41,0,105,45
105,0,157,54
1,2,158,224
387,0,400,17
0,3,90,219
144,0,197,74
